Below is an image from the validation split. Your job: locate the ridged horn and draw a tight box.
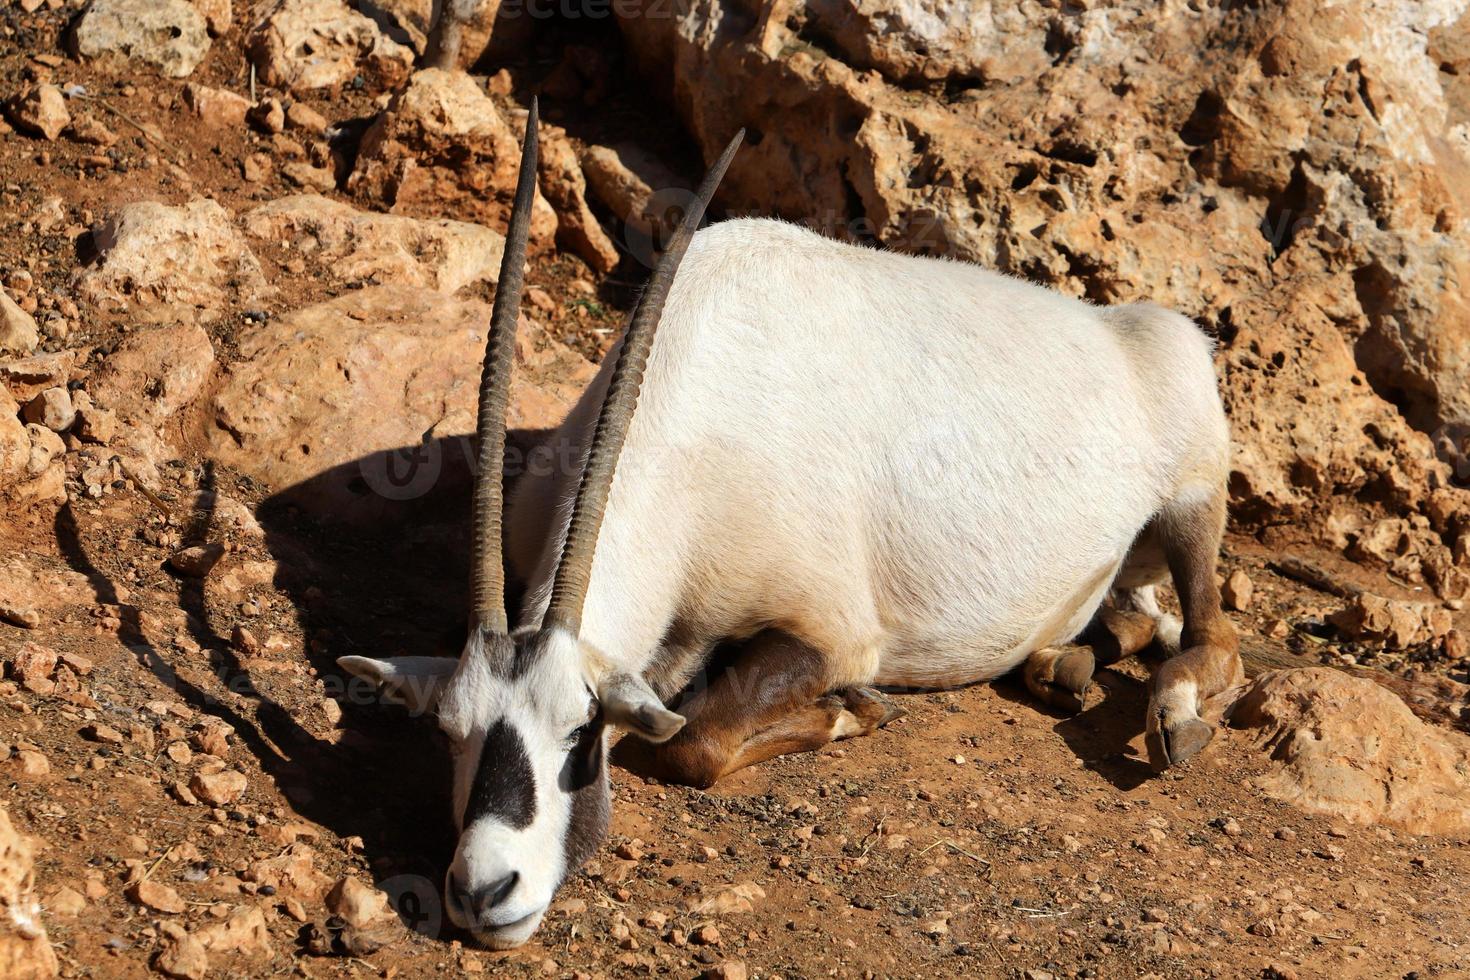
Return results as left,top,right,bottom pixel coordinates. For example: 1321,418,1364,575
544,129,745,635
470,97,539,635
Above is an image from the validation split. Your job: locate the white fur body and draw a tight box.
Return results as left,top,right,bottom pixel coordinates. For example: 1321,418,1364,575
508,218,1228,692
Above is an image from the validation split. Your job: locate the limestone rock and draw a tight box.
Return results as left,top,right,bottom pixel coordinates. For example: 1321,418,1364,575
21,388,73,434
196,904,272,959
539,125,619,273
0,290,38,356
127,879,185,914
0,352,72,403
1328,593,1453,650
183,83,250,129
242,194,505,293
613,0,1470,568
1222,569,1253,612
90,323,216,424
168,543,225,578
78,200,268,319
581,142,684,246
190,0,231,36
248,0,414,94
206,285,592,511
1232,667,1470,835
324,876,391,928
348,69,557,249
356,0,520,67
190,769,247,806
71,0,211,78
154,924,208,980
4,85,69,141
0,808,57,979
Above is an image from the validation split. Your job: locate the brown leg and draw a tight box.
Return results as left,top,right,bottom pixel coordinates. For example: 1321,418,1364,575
650,630,904,788
1144,487,1243,771
1092,603,1160,666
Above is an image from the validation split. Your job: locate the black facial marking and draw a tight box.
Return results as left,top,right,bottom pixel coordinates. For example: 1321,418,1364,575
559,710,610,876
465,720,536,830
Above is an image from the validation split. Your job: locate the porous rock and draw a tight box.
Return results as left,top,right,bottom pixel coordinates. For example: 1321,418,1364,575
1232,667,1470,834
71,0,211,78
248,0,414,94
348,68,556,248
242,194,505,293
77,200,268,319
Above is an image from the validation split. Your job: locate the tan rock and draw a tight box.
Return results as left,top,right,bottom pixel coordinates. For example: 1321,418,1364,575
169,543,226,578
23,425,62,480
0,289,39,356
66,113,118,147
0,352,73,403
244,844,330,901
71,0,211,78
248,98,284,135
10,751,49,778
281,160,337,193
348,69,556,249
78,200,268,320
89,323,216,424
285,101,329,135
21,388,73,433
72,391,117,445
183,83,251,129
581,142,684,246
685,882,765,916
1222,569,1253,612
1328,593,1452,650
4,84,69,141
44,886,84,917
538,125,619,273
248,0,413,94
190,0,231,36
154,926,209,980
242,194,505,293
127,879,186,914
325,876,391,927
190,769,247,806
206,285,592,516
196,904,272,959
355,0,518,68
7,642,57,687
0,808,58,978
1232,667,1470,835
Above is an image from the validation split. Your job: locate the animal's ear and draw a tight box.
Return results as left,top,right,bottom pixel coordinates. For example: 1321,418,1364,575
599,671,686,743
338,656,457,715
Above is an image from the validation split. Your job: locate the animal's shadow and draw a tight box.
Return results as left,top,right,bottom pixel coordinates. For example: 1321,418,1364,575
54,431,544,943
991,662,1156,792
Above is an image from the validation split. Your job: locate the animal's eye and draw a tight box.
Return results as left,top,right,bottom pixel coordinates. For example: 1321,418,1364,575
563,698,601,747
563,720,595,748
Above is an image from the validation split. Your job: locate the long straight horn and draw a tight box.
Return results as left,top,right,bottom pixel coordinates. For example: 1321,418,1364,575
544,129,745,635
470,97,539,635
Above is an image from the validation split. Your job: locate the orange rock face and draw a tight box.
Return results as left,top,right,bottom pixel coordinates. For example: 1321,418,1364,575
1232,667,1470,835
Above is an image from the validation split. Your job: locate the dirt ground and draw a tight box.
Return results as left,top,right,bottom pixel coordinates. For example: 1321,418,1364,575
1,3,1469,979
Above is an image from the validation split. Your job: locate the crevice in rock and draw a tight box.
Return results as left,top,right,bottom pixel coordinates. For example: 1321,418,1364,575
1351,263,1441,436
1260,161,1311,257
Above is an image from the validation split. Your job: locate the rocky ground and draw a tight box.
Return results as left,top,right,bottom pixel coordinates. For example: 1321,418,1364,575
0,0,1469,978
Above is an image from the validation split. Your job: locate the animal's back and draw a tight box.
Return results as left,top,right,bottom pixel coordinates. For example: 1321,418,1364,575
562,219,1226,686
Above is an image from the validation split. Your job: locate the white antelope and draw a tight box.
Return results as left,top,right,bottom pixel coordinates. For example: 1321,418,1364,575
340,103,1241,949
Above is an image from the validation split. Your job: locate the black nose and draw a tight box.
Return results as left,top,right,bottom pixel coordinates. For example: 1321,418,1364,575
450,871,519,920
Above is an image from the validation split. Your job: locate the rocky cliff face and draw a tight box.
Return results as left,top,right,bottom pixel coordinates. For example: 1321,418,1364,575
615,0,1470,598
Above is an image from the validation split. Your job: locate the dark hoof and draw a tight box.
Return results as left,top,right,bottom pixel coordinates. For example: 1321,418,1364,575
840,687,907,730
1146,715,1214,772
1049,648,1095,713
